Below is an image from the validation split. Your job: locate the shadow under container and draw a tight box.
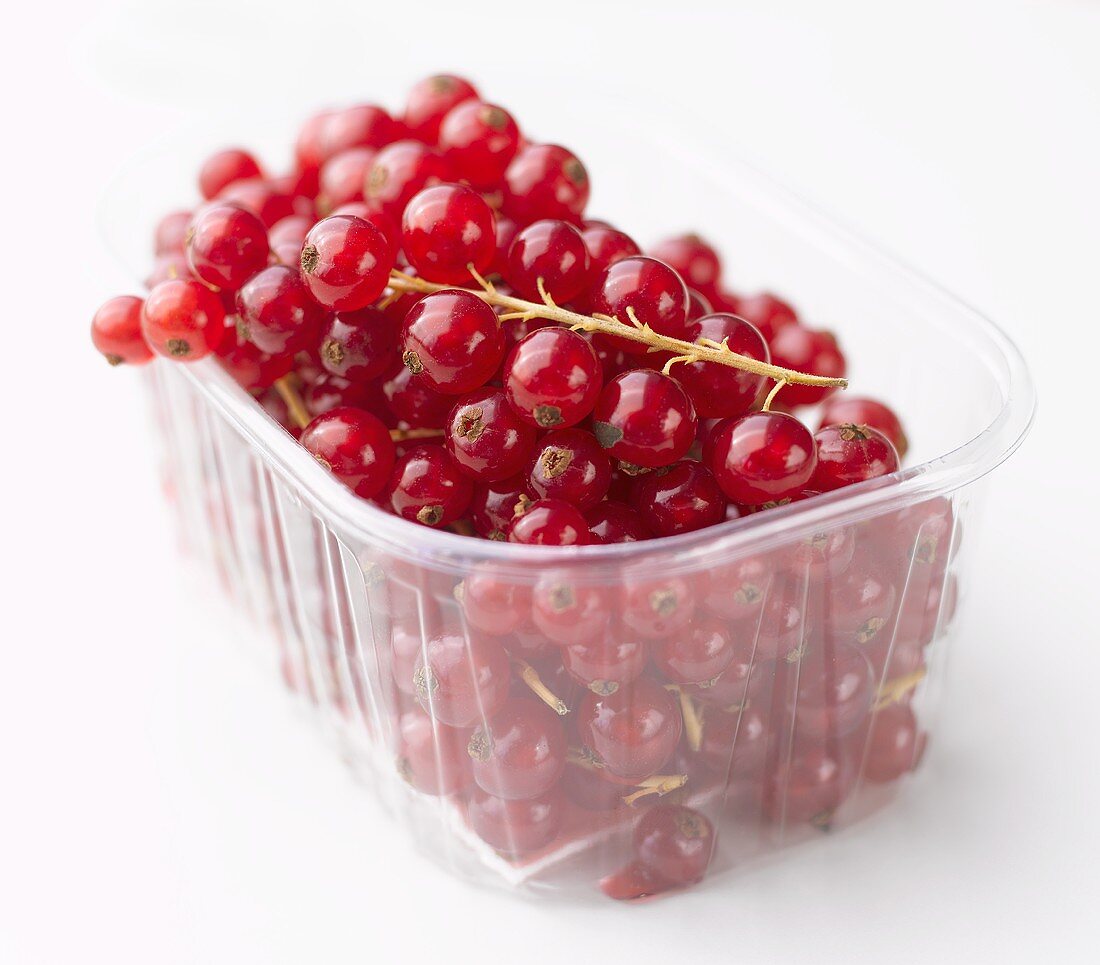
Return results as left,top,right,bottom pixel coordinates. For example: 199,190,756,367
122,115,1033,898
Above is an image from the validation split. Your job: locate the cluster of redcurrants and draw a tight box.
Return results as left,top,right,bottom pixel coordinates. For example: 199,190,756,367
90,72,908,547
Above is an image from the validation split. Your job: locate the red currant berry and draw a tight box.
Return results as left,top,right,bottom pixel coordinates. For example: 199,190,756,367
702,554,775,622
404,74,479,143
696,704,769,776
585,501,653,544
863,703,925,782
580,222,640,279
300,215,394,312
366,140,452,222
413,631,511,727
510,224,590,310
677,313,769,418
469,476,535,540
155,210,191,255
215,328,294,390
825,548,898,645
653,617,734,686
329,199,401,255
380,360,453,428
445,388,536,481
268,214,313,250
301,372,375,419
397,708,473,796
467,696,566,800
503,328,602,429
385,444,473,528
768,327,847,407
141,279,226,360
317,146,375,212
458,563,532,636
401,289,504,394
508,498,590,546
492,216,520,276
527,428,612,510
766,743,853,825
185,202,269,291
300,406,395,499
649,234,721,295
620,573,697,641
217,178,296,228
503,144,589,224
706,411,817,505
563,635,648,695
577,676,682,781
810,424,899,492
686,288,714,321
634,804,716,887
236,265,327,355
91,295,152,366
820,397,908,459
468,787,564,855
319,104,397,162
531,572,611,646
735,292,799,342
318,307,397,382
401,184,496,284
599,860,667,901
590,256,690,349
199,148,263,200
630,460,727,537
438,101,521,189
592,371,697,470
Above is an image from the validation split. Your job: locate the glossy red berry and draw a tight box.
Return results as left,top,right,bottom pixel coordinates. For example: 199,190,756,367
592,370,697,470
503,328,602,429
141,279,226,360
810,424,900,492
401,184,496,284
768,326,847,407
184,202,269,291
404,74,479,143
492,216,521,276
735,292,799,342
468,787,564,855
527,429,612,510
686,288,714,321
563,635,648,695
819,396,908,459
506,219,590,303
467,696,566,800
445,388,536,481
154,210,191,255
397,708,473,796
319,104,397,162
677,313,769,418
214,326,294,390
863,704,924,782
380,360,454,428
301,373,374,419
318,306,397,381
401,289,504,394
577,676,682,781
458,563,532,636
236,265,327,355
634,805,716,887
791,643,875,739
503,144,589,224
217,178,296,228
630,460,727,537
299,406,396,499
619,573,697,641
649,234,721,294
385,444,474,528
766,743,853,825
530,572,611,646
581,222,641,279
413,631,511,727
508,498,590,546
317,147,375,212
438,101,521,189
366,140,452,222
585,501,653,544
469,475,535,540
91,295,152,366
590,256,690,348
199,148,263,200
268,214,312,250
706,411,818,505
300,215,394,311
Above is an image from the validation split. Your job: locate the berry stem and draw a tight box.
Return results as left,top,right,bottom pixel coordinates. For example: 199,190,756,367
389,427,445,441
873,667,927,711
515,659,570,716
387,269,847,390
761,379,787,412
622,773,688,806
274,376,312,430
673,686,704,753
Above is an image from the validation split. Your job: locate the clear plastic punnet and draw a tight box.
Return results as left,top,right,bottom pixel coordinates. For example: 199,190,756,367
102,106,1034,900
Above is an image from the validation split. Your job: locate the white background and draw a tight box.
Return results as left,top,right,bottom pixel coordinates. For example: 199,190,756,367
2,1,1098,962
